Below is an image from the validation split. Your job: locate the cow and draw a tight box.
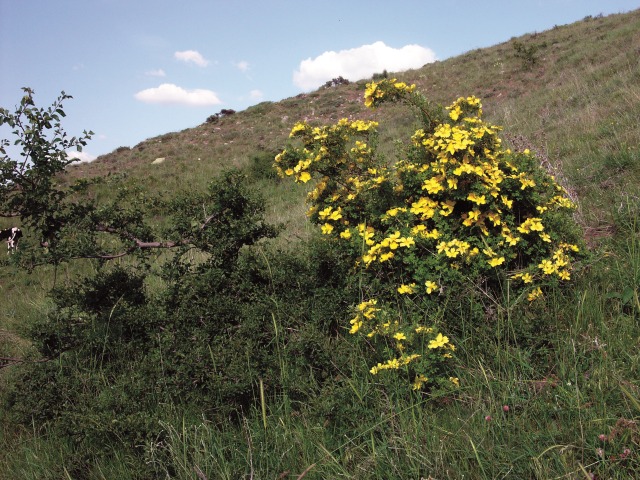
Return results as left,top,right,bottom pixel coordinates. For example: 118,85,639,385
0,227,23,253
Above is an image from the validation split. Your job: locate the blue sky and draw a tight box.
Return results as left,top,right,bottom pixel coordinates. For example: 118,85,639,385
1,0,638,160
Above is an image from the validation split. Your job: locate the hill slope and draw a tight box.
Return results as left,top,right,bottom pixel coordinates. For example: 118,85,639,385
66,9,640,239
2,9,640,479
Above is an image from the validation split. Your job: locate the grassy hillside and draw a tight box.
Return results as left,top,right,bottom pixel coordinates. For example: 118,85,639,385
1,9,639,479
64,9,640,234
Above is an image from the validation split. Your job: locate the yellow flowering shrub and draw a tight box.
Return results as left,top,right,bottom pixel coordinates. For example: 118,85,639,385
275,79,583,390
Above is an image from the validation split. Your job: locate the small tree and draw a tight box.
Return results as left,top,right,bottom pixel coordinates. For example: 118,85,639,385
0,88,93,251
0,89,275,268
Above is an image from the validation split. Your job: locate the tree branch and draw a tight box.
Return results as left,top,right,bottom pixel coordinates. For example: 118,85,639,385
0,356,49,370
36,217,221,260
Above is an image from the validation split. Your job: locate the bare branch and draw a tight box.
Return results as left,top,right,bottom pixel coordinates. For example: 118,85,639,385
0,356,49,370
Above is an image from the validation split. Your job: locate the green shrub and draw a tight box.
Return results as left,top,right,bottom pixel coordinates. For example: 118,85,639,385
246,149,281,181
275,79,584,390
512,40,542,69
1,171,368,473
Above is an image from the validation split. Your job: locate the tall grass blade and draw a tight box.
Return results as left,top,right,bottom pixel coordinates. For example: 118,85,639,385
259,377,267,430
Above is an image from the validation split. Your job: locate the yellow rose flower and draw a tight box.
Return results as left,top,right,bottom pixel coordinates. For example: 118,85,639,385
428,333,449,349
425,280,439,294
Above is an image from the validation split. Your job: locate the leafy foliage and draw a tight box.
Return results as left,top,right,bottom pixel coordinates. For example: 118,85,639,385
275,79,584,389
1,150,364,474
1,90,277,268
512,40,542,69
0,89,93,257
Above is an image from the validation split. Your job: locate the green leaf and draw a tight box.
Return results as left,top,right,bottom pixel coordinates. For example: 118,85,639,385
621,287,635,305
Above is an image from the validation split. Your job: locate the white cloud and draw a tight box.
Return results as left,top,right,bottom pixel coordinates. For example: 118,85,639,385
145,69,166,77
174,50,209,67
293,41,437,91
234,60,250,72
134,83,222,106
249,89,263,100
67,150,96,163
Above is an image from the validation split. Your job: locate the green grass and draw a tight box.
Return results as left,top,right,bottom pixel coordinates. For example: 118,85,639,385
2,226,637,478
136,234,639,479
1,8,640,479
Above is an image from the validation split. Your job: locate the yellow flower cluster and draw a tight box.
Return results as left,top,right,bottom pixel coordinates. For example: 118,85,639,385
511,242,579,295
537,243,577,279
274,118,378,185
370,353,421,375
410,196,438,219
349,299,379,334
317,205,346,235
364,79,416,108
398,283,416,294
549,195,575,209
276,79,582,389
362,230,415,265
369,328,456,375
412,374,429,391
527,287,544,302
436,239,476,258
517,217,544,234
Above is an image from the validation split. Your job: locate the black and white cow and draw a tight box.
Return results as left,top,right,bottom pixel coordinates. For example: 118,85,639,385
0,227,23,253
